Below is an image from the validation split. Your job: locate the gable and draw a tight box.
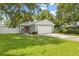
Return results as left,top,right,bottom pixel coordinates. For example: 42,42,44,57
35,19,54,26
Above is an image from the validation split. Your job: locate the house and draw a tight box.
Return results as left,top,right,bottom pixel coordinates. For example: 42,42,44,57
0,23,19,34
61,22,79,28
59,22,79,33
19,19,55,34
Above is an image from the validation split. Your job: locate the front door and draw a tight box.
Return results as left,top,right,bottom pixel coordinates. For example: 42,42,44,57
24,26,29,33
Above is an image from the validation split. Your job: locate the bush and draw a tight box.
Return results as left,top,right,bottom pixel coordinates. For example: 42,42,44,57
55,27,79,34
67,27,79,34
54,27,61,33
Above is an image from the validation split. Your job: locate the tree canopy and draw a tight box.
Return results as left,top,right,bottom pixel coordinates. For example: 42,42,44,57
0,3,41,27
0,3,53,28
55,3,79,26
32,10,54,22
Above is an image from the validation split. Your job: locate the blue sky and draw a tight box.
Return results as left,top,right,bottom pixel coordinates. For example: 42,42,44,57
22,3,57,16
47,4,57,15
40,3,57,16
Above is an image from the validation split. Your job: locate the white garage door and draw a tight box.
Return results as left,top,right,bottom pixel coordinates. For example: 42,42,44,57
37,26,52,34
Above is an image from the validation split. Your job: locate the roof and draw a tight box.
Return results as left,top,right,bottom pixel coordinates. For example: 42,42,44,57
20,19,55,26
35,19,54,25
61,25,77,27
61,22,79,28
20,21,33,26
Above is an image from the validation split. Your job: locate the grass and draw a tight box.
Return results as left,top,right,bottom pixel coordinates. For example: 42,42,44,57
68,34,79,36
0,34,79,56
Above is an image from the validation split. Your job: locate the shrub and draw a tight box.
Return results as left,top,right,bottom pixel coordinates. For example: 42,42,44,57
55,27,79,34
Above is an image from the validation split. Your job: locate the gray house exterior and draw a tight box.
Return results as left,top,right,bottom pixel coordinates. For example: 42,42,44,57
19,19,55,34
0,19,54,34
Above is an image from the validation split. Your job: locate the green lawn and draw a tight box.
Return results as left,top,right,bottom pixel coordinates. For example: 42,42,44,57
68,34,79,36
0,34,79,56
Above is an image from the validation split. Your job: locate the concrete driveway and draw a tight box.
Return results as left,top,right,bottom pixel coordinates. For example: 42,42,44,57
41,33,79,41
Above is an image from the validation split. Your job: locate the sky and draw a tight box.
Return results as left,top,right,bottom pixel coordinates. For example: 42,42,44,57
40,3,57,16
22,3,57,16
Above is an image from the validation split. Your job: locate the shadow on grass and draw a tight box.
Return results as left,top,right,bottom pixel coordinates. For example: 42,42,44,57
0,34,66,56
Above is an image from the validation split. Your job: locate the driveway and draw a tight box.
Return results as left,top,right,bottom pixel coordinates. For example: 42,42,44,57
41,33,79,41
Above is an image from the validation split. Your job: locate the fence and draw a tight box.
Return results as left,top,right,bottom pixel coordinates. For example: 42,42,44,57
0,27,19,34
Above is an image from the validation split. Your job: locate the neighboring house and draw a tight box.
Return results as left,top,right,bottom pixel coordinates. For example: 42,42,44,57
0,23,19,34
61,22,79,28
19,19,55,34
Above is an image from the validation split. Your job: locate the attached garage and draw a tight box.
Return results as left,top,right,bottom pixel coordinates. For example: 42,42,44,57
37,26,52,34
20,19,55,34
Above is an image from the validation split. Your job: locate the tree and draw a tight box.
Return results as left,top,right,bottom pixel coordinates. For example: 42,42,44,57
0,3,49,28
55,3,79,26
32,10,54,22
0,10,6,24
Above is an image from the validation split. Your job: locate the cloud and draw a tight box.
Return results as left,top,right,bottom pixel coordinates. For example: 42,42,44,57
50,10,56,16
40,4,47,10
40,7,47,10
39,3,57,16
49,3,55,5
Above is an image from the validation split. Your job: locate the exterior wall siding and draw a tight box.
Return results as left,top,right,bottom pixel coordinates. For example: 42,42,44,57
29,25,54,34
37,25,53,34
29,25,35,33
0,27,19,34
52,26,54,33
